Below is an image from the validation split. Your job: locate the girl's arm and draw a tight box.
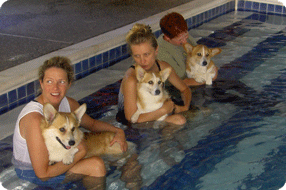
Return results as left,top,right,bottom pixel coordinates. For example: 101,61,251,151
160,61,192,113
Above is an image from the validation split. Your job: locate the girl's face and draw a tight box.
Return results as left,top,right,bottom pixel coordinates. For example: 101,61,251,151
131,41,158,72
40,67,71,108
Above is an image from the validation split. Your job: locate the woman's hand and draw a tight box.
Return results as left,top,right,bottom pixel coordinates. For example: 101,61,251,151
77,140,88,158
162,99,176,114
110,129,128,152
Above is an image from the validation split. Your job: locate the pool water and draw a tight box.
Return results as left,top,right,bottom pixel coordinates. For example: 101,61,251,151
1,11,286,190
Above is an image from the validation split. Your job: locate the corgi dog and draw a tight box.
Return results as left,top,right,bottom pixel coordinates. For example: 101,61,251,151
184,43,221,85
130,65,171,123
41,103,135,165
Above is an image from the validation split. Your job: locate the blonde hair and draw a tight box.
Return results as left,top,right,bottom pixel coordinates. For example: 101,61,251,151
38,56,74,83
126,23,158,53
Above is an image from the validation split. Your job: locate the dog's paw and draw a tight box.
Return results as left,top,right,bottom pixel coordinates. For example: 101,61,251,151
131,111,140,123
206,76,213,85
63,148,78,165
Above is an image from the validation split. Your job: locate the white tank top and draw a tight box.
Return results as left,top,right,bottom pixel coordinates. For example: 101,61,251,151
12,97,71,170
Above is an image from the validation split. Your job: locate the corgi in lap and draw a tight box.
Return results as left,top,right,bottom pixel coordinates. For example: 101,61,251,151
131,65,171,123
41,103,135,165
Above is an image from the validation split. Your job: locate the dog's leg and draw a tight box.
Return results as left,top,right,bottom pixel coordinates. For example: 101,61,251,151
62,148,78,165
120,154,142,190
205,74,213,85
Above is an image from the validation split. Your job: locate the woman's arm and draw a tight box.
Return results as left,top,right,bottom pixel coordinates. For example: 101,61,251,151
22,112,86,180
161,61,192,113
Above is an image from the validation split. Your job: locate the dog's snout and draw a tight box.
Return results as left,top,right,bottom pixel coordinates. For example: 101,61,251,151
69,140,75,146
202,61,207,66
155,89,161,95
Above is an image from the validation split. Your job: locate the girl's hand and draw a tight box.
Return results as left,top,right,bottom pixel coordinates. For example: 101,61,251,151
162,99,176,114
110,129,128,152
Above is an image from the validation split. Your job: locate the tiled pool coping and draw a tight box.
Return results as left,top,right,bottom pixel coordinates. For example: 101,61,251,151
0,0,285,116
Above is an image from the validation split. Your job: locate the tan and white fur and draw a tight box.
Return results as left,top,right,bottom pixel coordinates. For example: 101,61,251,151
184,43,221,85
41,103,135,165
131,65,171,123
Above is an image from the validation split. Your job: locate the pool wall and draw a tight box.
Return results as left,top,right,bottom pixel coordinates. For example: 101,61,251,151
0,0,285,116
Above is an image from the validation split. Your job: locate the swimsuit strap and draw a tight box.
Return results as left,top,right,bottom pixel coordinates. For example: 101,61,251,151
155,60,161,71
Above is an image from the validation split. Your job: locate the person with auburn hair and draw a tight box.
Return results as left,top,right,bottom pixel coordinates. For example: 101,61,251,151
116,23,191,125
157,12,218,86
12,56,127,190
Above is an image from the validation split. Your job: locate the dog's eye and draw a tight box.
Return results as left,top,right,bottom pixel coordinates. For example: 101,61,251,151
148,81,153,85
71,127,75,132
197,53,202,56
158,81,162,85
59,128,65,132
206,53,209,57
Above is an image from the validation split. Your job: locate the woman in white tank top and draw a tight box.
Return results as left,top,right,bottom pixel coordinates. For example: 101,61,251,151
12,56,128,189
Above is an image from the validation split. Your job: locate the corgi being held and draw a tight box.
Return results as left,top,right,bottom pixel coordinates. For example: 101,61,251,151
131,65,171,123
41,103,134,165
184,43,221,85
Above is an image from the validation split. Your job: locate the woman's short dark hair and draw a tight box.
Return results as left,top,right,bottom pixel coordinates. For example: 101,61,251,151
160,12,188,39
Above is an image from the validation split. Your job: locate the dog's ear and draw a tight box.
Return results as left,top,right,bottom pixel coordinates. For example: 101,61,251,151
74,103,86,123
210,47,222,56
43,103,57,124
183,43,194,54
160,67,172,82
135,65,146,82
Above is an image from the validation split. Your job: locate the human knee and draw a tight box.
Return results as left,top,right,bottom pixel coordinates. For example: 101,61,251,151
174,115,186,125
88,157,106,177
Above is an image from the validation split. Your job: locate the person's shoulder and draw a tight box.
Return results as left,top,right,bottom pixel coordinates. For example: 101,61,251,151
157,34,164,43
122,68,137,87
66,97,81,112
158,60,173,70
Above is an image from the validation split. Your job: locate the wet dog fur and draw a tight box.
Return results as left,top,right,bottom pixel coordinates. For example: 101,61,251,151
184,43,221,85
131,65,171,123
41,103,135,165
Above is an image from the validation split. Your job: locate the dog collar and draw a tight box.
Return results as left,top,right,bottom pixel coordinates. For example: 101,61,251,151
56,137,71,150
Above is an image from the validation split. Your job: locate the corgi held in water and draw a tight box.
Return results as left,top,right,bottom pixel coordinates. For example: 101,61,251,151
131,65,171,123
41,103,135,165
184,43,221,85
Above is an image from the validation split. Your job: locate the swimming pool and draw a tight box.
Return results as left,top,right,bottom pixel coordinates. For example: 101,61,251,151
1,10,286,190
81,11,286,190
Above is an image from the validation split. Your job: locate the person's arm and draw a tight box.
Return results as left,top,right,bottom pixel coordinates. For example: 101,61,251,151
68,97,128,152
161,61,192,113
122,69,175,123
22,112,87,180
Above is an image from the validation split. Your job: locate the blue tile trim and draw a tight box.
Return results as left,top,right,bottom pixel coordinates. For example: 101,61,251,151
1,0,285,115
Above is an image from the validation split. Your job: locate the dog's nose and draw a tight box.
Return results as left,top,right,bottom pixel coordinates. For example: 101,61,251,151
155,90,161,95
202,61,207,66
69,140,75,146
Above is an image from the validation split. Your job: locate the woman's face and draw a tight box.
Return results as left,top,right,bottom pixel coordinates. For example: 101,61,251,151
40,67,71,107
131,41,158,71
166,31,189,46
